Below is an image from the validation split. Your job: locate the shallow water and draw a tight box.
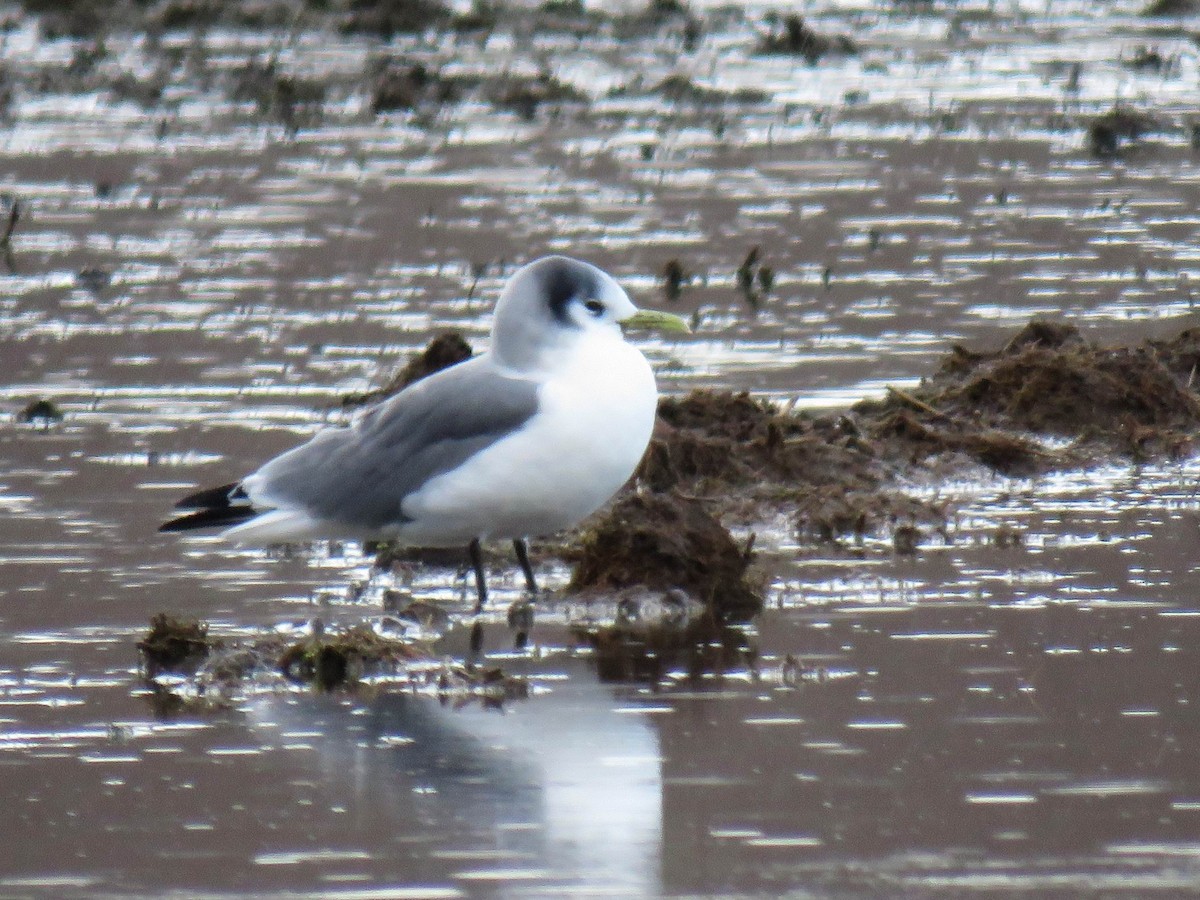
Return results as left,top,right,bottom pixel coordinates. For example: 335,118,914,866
4,2,1200,896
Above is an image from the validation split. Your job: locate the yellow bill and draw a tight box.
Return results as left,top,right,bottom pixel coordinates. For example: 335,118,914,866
621,309,691,334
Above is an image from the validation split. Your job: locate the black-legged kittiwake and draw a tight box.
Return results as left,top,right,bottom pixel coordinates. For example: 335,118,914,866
160,255,689,608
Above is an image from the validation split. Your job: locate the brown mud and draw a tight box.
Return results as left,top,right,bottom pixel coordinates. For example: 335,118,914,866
568,493,761,617
628,318,1200,553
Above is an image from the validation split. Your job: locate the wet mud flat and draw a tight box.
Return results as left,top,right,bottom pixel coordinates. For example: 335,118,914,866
4,0,1200,896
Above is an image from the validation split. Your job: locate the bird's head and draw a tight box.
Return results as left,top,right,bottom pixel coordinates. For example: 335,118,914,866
491,255,688,372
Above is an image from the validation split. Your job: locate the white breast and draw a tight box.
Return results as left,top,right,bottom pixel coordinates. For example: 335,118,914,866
400,331,657,547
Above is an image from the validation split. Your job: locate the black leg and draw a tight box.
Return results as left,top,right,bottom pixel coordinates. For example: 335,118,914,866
510,538,537,652
468,538,487,612
468,621,484,668
513,538,539,594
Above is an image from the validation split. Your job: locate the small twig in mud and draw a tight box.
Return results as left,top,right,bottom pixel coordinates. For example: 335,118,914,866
1,199,18,243
886,385,949,421
741,532,756,566
0,198,19,272
265,8,306,72
662,258,687,302
466,260,487,302
736,246,766,308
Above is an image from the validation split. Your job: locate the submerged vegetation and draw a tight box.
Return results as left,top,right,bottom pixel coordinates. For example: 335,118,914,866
138,613,527,701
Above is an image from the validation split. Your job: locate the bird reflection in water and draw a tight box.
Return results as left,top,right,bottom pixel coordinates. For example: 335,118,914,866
249,659,664,894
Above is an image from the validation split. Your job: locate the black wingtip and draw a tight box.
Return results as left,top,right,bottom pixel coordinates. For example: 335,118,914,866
174,481,247,511
159,506,258,533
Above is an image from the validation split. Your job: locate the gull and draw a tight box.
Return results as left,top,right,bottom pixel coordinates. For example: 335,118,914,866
160,256,688,609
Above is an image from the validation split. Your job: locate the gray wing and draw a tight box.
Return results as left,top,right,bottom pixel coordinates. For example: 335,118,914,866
246,356,539,531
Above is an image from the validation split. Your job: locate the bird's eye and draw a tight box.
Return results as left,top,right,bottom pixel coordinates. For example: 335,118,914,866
584,299,605,316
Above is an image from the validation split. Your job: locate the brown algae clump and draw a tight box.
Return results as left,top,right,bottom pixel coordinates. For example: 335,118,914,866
847,319,1200,469
757,13,857,62
954,345,1196,435
342,331,473,407
633,318,1200,548
387,331,473,390
138,614,221,676
641,390,793,489
138,617,528,703
637,388,943,545
641,390,884,503
370,62,469,113
17,398,63,428
657,388,774,434
1087,105,1158,157
1143,0,1200,13
866,408,1051,476
487,71,588,120
639,393,767,491
569,493,762,618
910,320,1200,454
279,624,425,690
